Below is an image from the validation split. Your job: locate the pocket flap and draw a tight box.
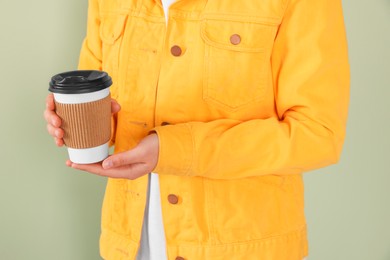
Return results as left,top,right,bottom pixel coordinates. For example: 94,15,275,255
100,14,127,45
201,18,278,52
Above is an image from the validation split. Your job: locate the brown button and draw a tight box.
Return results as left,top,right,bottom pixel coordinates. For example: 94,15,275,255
168,194,179,204
175,257,185,260
161,122,170,126
230,34,241,45
171,45,182,56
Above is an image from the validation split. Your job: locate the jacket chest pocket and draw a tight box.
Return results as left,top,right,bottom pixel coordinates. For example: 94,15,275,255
100,14,128,99
201,18,278,111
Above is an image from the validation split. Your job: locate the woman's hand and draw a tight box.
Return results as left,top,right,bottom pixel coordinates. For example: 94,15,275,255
44,93,121,146
67,133,159,180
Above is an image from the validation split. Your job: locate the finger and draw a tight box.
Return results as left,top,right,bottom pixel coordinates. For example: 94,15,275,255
70,162,105,175
66,160,72,167
46,123,64,138
111,99,121,114
44,109,62,127
70,161,125,178
102,150,142,169
55,138,64,147
70,161,148,179
46,94,55,110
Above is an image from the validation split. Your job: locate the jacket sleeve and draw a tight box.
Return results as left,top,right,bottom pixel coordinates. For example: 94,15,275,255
78,0,102,71
77,0,117,146
152,0,350,179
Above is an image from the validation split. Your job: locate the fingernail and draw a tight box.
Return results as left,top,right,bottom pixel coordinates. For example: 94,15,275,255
55,129,60,137
103,160,113,169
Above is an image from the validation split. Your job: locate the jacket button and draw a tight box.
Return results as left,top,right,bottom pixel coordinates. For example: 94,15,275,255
171,45,182,56
161,121,170,126
168,194,179,204
175,257,185,260
230,34,241,45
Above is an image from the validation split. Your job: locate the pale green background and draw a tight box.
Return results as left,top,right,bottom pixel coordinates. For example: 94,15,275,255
0,0,389,259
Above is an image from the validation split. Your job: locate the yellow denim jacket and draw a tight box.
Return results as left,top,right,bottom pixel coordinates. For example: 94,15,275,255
78,0,350,259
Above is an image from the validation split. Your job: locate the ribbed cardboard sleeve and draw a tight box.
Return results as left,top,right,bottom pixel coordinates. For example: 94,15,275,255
55,95,111,149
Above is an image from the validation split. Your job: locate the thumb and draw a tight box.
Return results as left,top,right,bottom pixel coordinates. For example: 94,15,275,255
111,99,121,114
102,149,141,169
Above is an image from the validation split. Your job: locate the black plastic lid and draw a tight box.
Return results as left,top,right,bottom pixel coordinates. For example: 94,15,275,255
49,70,112,94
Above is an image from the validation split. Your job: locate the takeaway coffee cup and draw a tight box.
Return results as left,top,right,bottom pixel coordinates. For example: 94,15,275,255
49,70,112,164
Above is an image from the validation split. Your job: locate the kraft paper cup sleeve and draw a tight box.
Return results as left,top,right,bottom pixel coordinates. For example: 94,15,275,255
55,95,111,149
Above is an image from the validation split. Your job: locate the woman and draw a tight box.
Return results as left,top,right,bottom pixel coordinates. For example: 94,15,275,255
44,0,350,259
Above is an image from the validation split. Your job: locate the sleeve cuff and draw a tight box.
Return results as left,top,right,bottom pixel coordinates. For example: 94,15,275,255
152,123,194,177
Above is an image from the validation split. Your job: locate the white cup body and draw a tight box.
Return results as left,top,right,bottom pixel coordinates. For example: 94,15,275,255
67,143,109,164
53,88,109,104
53,88,110,164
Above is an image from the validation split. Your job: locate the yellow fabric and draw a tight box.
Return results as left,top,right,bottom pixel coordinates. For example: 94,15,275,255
78,0,350,259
